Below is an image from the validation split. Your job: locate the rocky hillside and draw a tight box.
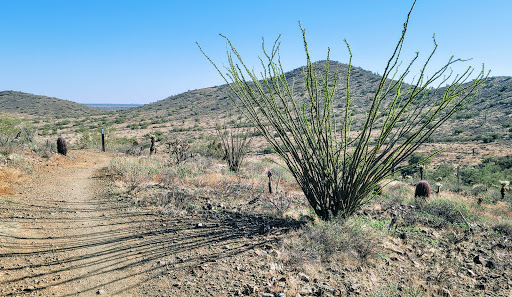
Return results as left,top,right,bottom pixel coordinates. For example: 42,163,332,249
126,61,512,142
0,91,102,117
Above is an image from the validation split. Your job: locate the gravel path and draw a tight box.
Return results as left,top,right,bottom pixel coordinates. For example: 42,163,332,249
0,151,160,296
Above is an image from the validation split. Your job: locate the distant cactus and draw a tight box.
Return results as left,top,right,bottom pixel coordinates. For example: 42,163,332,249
435,182,442,194
500,180,509,200
418,164,425,180
149,136,156,155
415,180,431,198
57,136,67,156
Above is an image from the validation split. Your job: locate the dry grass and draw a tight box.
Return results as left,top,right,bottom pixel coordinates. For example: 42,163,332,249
0,167,28,195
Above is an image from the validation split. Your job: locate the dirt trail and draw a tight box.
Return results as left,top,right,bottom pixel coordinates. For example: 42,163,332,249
0,151,161,296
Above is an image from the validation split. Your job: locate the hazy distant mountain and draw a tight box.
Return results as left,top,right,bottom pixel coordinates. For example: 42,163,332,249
0,91,101,117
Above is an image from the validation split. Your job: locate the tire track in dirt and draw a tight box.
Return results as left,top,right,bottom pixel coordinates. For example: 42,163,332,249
0,150,303,296
0,151,164,296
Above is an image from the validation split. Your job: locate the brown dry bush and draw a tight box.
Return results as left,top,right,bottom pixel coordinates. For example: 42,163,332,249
0,167,28,195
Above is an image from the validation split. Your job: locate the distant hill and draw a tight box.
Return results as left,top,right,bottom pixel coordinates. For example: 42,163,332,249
0,91,101,117
126,61,512,142
125,61,383,127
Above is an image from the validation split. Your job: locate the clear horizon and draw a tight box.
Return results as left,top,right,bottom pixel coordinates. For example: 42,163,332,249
1,0,510,105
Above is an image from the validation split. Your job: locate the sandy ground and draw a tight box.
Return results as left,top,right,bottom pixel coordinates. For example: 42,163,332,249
0,151,162,296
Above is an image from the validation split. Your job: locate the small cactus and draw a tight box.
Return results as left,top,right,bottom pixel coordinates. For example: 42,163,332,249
500,180,509,200
418,164,425,180
149,136,156,155
415,180,431,198
57,136,67,156
435,182,442,194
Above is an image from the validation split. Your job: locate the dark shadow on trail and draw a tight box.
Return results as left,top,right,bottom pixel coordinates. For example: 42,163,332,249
0,192,306,296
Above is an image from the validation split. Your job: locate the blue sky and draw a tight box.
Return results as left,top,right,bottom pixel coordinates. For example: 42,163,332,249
0,0,510,104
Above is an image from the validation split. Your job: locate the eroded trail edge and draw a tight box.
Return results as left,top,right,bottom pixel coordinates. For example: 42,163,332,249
0,151,160,296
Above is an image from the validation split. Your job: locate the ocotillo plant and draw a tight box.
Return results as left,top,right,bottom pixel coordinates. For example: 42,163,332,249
216,121,252,172
199,1,487,220
57,136,67,156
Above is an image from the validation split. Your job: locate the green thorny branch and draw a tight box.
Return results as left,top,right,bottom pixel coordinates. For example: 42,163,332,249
197,1,488,220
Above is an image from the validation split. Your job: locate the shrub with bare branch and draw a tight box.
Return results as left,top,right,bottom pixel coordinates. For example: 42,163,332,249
167,139,190,165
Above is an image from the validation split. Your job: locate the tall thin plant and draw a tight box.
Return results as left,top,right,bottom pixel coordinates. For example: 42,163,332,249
217,121,253,172
198,1,487,220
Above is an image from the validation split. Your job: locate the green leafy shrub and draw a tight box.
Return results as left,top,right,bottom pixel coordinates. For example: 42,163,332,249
460,156,512,186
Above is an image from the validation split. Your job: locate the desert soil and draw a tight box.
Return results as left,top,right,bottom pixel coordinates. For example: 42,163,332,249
3,150,512,297
0,151,163,296
0,151,297,297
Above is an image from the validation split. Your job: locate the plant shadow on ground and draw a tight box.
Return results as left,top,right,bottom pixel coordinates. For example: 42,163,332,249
0,188,306,296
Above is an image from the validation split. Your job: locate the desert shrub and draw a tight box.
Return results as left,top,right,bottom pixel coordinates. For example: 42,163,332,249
477,132,500,143
30,140,56,158
400,153,432,178
284,217,379,264
493,221,512,237
108,157,155,192
481,189,501,204
460,157,512,186
423,198,472,225
381,181,411,204
470,185,488,197
200,3,486,220
167,138,190,164
0,116,36,153
427,163,455,182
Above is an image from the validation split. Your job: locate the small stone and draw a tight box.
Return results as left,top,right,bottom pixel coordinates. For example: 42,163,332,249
473,255,484,265
259,224,271,235
350,283,361,292
299,286,314,294
23,286,35,292
278,277,287,282
277,294,286,297
485,260,495,269
441,288,452,297
159,260,167,266
96,289,105,295
298,273,310,282
242,284,257,295
196,223,204,228
260,293,274,297
316,283,335,293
